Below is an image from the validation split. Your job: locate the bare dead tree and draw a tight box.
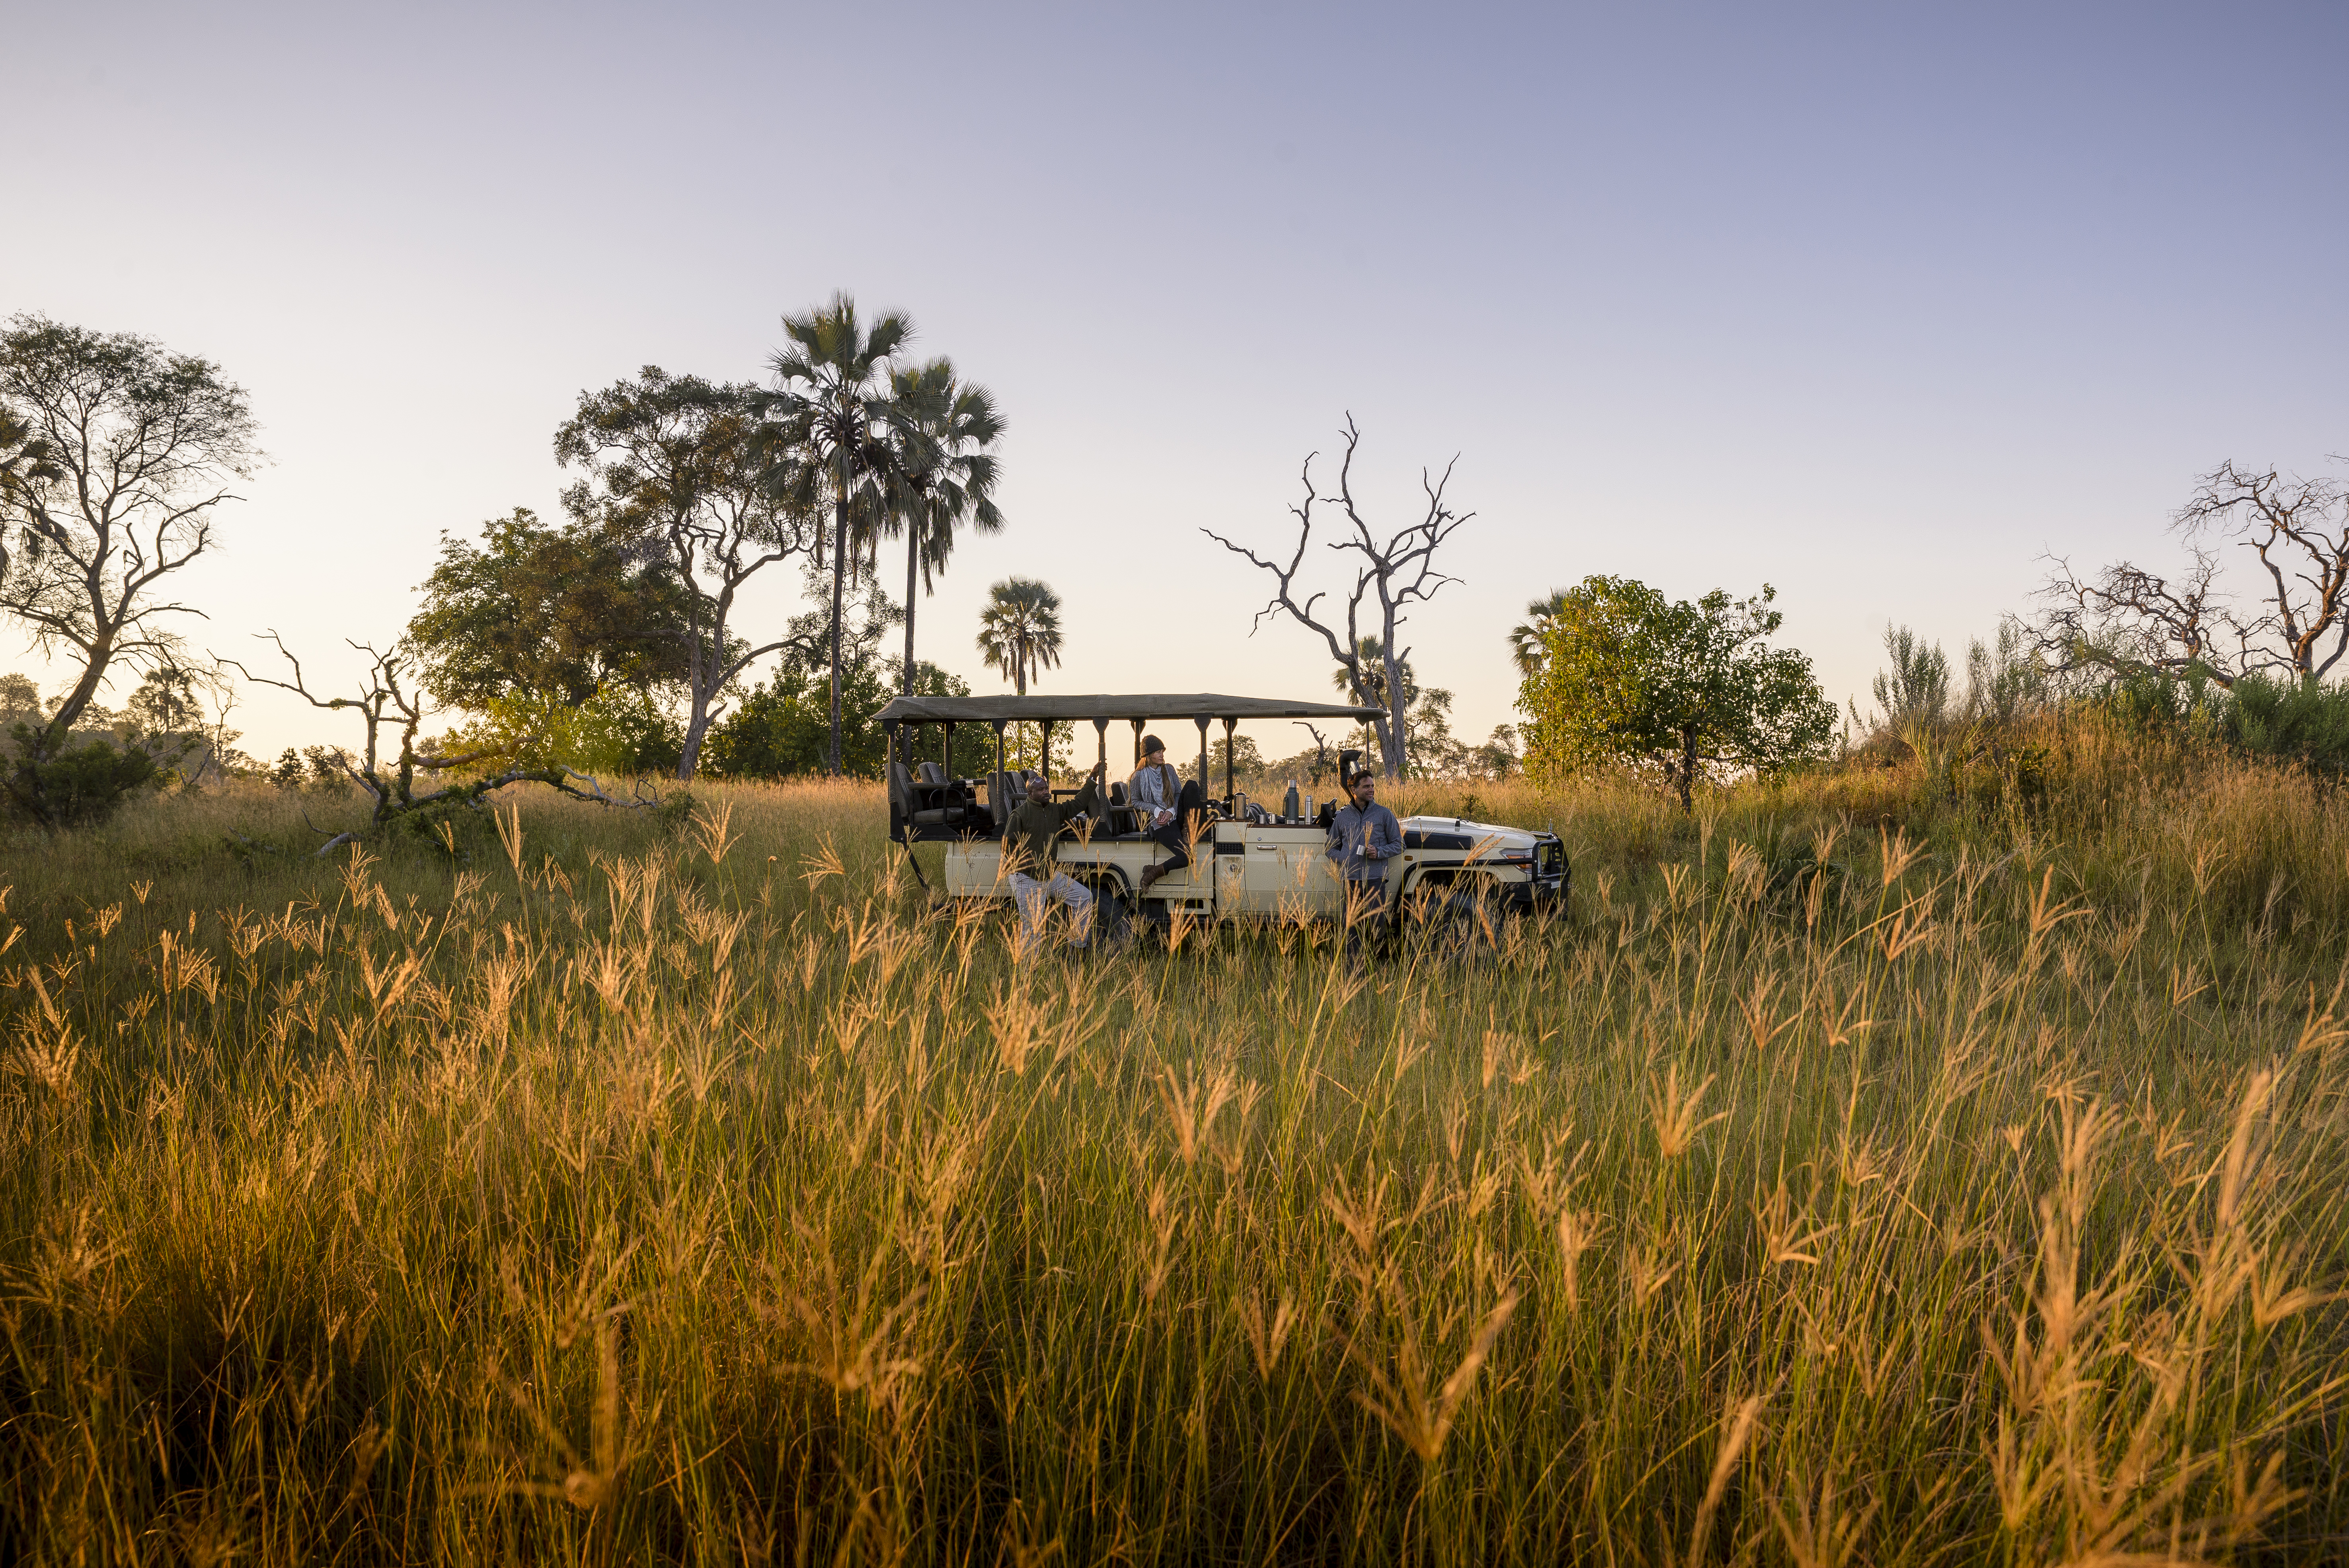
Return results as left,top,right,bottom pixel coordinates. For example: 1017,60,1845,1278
1293,720,1329,784
2034,547,2269,688
1204,416,1470,779
225,632,648,855
2037,457,2349,688
2181,460,2349,680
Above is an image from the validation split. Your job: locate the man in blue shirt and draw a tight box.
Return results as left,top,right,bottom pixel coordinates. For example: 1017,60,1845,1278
1327,767,1402,970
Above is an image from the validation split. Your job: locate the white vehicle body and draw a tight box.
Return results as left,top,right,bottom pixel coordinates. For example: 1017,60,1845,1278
880,692,1569,935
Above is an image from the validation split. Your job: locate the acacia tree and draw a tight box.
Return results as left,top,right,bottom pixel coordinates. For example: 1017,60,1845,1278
1205,415,1468,780
2038,458,2349,688
555,370,815,779
883,358,1003,694
405,507,692,709
764,294,916,774
1518,576,1836,810
0,317,255,822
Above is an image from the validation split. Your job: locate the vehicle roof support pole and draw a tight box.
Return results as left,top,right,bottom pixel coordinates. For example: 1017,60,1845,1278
991,719,1007,779
1092,716,1108,776
882,719,899,840
1130,717,1145,765
1222,717,1237,801
1039,720,1053,778
1193,716,1212,799
942,721,954,775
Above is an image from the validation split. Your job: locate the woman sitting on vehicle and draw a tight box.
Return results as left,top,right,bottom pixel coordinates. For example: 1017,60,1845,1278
1131,734,1203,896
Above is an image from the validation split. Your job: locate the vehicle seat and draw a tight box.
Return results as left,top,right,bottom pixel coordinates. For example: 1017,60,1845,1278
917,761,946,785
896,759,971,828
988,770,1013,830
1105,779,1141,836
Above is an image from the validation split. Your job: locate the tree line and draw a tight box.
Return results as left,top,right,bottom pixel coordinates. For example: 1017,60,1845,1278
0,297,1035,828
7,298,2339,827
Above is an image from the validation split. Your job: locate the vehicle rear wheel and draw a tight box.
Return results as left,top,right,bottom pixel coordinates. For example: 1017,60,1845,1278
1089,878,1135,950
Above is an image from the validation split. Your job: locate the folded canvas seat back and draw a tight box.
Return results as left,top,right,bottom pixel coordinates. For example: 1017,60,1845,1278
988,771,1012,830
895,759,971,827
1107,781,1129,806
918,761,945,785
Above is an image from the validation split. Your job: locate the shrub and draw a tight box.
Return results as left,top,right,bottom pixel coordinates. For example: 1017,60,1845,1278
2,725,161,827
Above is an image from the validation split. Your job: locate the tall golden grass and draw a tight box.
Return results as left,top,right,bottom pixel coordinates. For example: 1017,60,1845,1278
1,725,2345,1564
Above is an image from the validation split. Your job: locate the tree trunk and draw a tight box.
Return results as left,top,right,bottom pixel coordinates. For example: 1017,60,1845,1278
1380,631,1407,780
828,487,848,777
903,513,919,696
1677,724,1699,813
37,629,115,763
679,707,711,781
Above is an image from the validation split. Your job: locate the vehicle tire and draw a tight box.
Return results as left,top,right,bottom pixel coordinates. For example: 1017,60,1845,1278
1418,881,1503,963
1089,878,1135,951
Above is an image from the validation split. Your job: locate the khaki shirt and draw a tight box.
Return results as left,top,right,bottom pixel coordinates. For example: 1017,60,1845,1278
1004,776,1102,877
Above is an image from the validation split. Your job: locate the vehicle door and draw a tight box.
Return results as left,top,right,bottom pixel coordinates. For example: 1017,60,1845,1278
1243,823,1344,919
1212,821,1249,915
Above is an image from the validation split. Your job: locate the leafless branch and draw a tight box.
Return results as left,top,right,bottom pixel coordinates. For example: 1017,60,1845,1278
1203,415,1470,777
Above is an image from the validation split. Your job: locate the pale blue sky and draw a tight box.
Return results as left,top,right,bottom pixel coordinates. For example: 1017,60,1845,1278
6,2,2345,762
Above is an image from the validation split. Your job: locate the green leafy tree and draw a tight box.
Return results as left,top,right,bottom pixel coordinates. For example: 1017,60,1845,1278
405,506,692,711
764,293,917,775
554,369,815,780
702,563,919,781
704,661,982,781
1210,732,1265,780
0,672,38,725
124,665,203,732
1519,576,1836,810
976,577,1063,695
884,359,1003,694
0,316,255,825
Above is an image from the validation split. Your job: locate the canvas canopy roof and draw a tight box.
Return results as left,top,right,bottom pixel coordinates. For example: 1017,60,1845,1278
875,693,1382,725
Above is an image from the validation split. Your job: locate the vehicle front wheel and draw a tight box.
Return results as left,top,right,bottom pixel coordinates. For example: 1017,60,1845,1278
1415,882,1503,964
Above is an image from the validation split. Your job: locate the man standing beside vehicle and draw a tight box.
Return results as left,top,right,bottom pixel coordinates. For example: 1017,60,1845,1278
1327,767,1402,969
1006,760,1109,952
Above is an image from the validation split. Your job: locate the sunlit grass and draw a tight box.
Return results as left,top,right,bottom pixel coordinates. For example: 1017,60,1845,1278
1,734,2345,1564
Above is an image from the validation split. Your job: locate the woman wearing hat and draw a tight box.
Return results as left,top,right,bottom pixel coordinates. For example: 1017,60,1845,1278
1130,734,1202,896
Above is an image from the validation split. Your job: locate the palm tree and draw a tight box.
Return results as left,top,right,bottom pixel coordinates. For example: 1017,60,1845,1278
883,359,1003,693
1332,634,1416,711
764,292,916,775
1509,588,1572,677
977,577,1063,695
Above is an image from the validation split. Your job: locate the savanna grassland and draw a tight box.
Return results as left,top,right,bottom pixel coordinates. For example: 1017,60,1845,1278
2,721,2347,1566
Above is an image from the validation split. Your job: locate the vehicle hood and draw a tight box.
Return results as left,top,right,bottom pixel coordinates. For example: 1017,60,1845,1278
1400,816,1549,855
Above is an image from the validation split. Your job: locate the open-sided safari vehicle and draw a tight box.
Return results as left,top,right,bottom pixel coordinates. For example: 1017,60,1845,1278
879,693,1568,945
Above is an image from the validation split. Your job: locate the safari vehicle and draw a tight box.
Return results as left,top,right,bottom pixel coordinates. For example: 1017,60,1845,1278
879,693,1568,945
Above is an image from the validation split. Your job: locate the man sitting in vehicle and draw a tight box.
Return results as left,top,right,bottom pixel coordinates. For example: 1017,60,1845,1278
1005,760,1109,951
1130,734,1203,896
1326,765,1402,968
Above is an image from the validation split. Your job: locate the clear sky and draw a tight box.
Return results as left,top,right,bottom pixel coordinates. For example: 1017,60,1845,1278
6,2,2345,765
